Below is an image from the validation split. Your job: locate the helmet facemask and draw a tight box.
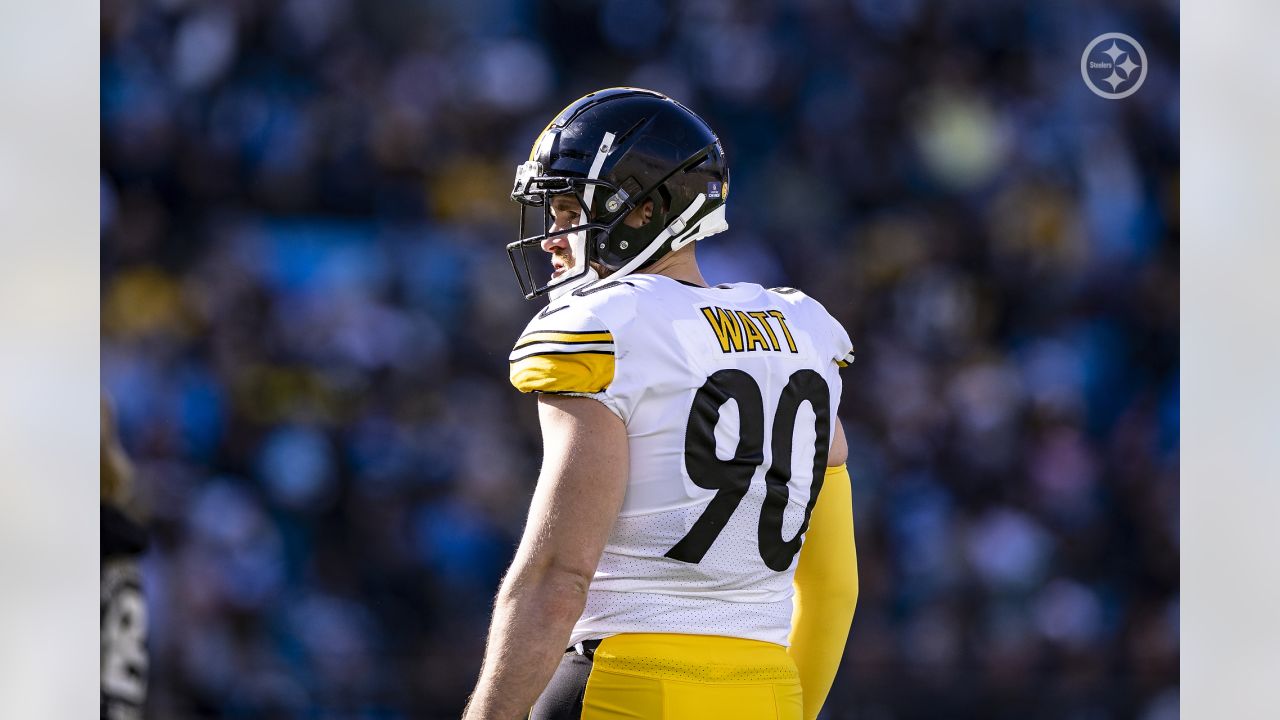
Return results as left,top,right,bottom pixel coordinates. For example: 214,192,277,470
507,163,638,301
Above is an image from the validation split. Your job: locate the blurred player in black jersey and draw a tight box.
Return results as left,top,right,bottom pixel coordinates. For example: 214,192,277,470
101,396,148,720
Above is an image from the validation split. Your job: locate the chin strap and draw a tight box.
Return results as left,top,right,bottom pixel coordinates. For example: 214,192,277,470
547,157,729,299
602,193,709,281
549,194,726,299
670,203,727,251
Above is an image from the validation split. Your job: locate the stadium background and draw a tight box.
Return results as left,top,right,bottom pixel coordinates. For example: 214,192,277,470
100,0,1179,718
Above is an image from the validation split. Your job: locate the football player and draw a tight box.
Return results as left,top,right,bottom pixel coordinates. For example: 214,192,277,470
102,395,149,720
464,88,858,720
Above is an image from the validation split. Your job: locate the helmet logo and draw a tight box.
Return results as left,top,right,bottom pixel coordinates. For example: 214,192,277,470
619,240,629,250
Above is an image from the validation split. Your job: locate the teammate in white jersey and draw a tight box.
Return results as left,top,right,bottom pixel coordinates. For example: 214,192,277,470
464,88,858,720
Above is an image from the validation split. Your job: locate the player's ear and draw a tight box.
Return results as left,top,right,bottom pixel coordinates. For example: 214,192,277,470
625,200,655,229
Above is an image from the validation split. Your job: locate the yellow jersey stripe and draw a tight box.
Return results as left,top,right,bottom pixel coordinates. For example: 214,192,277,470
510,351,615,394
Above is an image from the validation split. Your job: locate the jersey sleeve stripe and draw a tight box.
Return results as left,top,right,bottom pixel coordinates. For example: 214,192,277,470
513,336,615,351
509,346,615,363
509,352,615,394
835,350,855,367
517,330,614,345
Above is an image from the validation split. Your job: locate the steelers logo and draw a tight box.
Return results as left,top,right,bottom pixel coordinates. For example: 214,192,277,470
1081,33,1148,100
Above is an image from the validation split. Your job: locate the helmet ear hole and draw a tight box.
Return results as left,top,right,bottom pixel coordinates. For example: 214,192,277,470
633,199,656,227
655,185,673,214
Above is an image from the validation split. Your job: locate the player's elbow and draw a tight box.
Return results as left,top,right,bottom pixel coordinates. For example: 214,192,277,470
508,562,592,629
797,559,859,606
545,558,595,597
529,548,597,592
815,576,859,630
499,554,594,606
822,574,860,608
836,577,859,609
834,558,860,605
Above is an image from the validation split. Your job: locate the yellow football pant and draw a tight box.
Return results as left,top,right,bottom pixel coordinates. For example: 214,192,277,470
579,633,803,720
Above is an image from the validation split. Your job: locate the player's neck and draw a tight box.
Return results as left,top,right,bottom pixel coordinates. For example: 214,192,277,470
645,246,708,288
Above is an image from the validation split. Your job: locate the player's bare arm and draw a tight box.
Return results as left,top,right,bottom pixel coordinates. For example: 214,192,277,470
463,394,628,720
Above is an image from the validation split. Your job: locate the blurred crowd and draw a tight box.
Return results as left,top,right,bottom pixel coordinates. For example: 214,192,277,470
101,0,1179,718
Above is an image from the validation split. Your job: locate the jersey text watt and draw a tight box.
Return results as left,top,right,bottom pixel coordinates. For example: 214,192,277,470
699,306,798,354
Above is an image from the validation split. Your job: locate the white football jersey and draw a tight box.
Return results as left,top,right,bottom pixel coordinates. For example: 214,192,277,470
510,274,854,646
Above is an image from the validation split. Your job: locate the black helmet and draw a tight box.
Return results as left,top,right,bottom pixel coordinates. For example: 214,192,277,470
508,87,729,299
